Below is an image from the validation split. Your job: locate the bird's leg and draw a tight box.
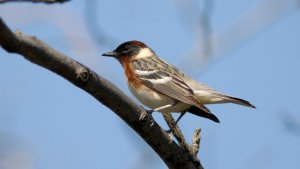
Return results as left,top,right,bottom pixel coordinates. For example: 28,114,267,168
146,101,178,114
144,102,178,128
141,102,177,126
165,128,172,134
153,103,176,112
165,110,187,134
145,108,154,115
174,111,187,126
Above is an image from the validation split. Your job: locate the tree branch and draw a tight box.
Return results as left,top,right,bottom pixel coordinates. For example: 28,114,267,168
191,128,201,155
162,113,203,169
0,17,203,169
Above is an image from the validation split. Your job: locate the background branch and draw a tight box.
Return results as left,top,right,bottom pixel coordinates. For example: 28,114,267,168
83,0,117,47
0,17,203,169
177,0,300,76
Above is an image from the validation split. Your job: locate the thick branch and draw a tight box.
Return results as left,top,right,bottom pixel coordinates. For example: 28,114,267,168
0,18,202,169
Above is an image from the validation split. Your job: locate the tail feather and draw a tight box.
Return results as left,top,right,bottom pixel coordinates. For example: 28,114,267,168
225,96,256,108
188,106,220,123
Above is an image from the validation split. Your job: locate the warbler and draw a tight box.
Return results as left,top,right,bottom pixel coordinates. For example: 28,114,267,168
102,40,255,123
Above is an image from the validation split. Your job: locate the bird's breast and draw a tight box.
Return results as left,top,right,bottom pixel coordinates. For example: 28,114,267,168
120,58,190,112
119,58,143,88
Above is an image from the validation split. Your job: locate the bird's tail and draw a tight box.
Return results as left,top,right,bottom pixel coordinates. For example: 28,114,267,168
188,106,220,123
222,95,256,108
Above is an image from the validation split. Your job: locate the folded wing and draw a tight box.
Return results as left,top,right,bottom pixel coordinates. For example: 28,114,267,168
132,58,212,114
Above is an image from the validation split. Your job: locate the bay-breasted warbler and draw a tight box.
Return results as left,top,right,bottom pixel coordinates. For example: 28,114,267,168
102,40,255,124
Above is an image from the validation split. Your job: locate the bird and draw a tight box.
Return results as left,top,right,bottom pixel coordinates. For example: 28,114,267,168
102,40,255,124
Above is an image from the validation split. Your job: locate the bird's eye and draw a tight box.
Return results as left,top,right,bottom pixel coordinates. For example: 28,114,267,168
123,45,130,52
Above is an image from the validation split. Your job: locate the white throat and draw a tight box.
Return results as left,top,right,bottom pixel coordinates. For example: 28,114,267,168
135,48,153,59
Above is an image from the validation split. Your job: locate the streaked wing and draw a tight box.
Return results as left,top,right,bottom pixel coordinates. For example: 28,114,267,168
131,57,211,113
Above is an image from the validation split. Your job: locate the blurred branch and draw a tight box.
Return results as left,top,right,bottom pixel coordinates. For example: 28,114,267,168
0,133,33,169
199,0,214,63
175,0,215,75
280,112,300,137
83,0,117,47
0,17,204,169
178,0,300,75
212,0,300,58
172,0,199,30
0,0,69,3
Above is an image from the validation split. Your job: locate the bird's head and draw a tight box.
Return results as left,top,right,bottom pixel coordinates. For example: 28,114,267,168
102,40,155,60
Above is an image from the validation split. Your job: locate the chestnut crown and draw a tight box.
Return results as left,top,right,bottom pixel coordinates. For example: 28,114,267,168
102,40,148,57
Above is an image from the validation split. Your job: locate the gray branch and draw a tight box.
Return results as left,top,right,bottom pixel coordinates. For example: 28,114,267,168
0,17,203,169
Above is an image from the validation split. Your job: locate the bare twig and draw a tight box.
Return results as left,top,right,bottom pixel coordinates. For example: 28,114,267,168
191,128,201,155
0,0,69,3
162,113,203,169
0,17,203,169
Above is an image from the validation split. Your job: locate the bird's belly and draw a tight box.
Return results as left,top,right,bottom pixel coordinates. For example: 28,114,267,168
128,84,190,112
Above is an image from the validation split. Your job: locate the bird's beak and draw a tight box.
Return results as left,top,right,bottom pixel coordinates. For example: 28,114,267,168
102,51,118,57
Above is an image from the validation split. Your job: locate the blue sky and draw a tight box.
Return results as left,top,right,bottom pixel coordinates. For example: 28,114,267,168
0,0,300,169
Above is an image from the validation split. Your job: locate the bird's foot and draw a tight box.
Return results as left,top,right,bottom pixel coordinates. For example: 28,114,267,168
165,129,172,134
139,106,155,126
146,109,154,115
146,109,156,126
165,129,174,143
